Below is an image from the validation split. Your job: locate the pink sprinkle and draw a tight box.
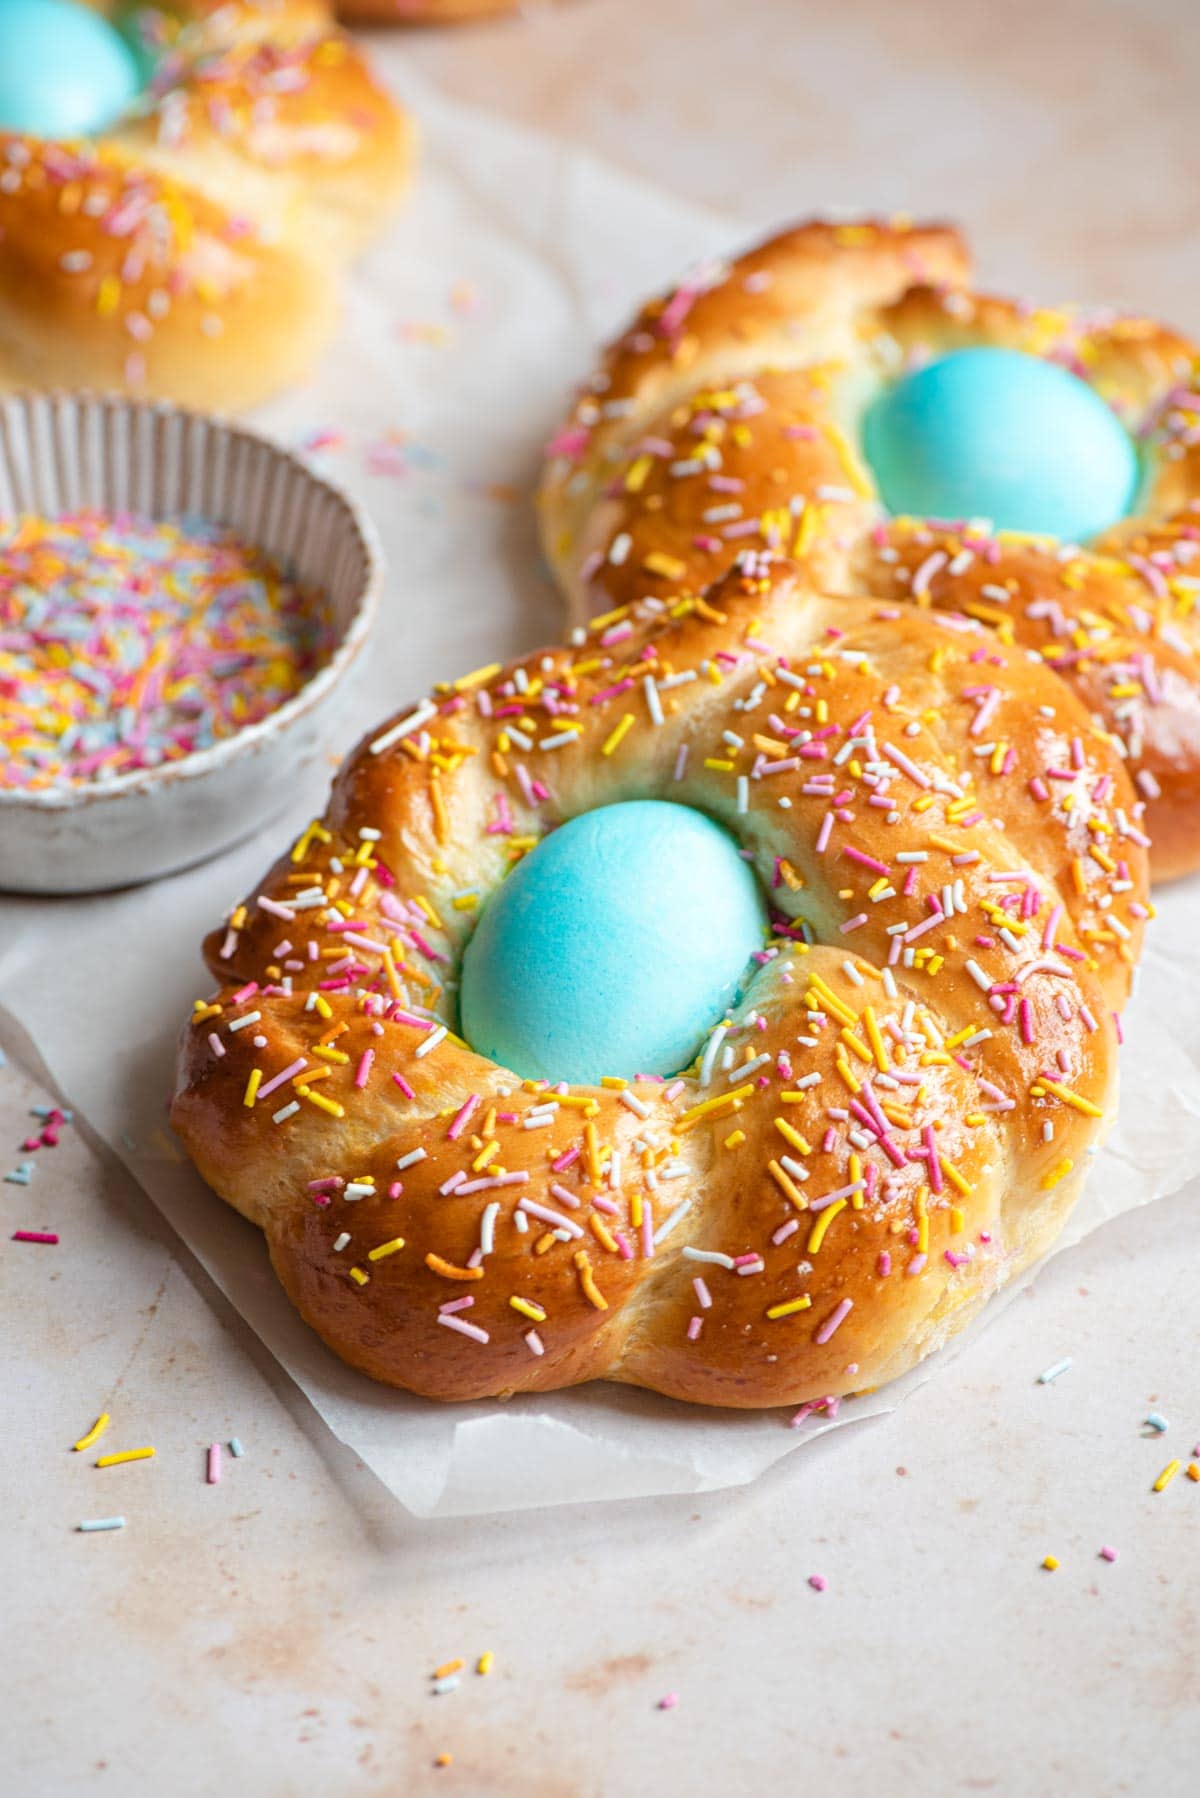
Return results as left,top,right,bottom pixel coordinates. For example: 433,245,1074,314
392,1073,416,1099
439,1295,474,1315
877,1251,892,1277
838,913,868,935
446,1094,480,1140
815,1298,853,1344
1099,1545,1118,1563
388,1181,404,1199
206,1443,221,1485
256,1057,307,1100
808,1574,827,1592
12,1230,58,1244
208,1032,225,1059
772,1219,800,1246
551,1145,580,1173
658,1692,680,1711
686,1316,703,1342
549,1182,581,1210
907,1253,927,1277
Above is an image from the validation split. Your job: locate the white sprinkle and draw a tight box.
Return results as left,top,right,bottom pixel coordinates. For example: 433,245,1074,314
681,1247,736,1269
1038,1357,1072,1385
619,1089,651,1119
333,1232,351,1252
344,1181,376,1201
395,1148,427,1172
437,1314,489,1345
272,1101,300,1124
370,701,438,756
653,1199,692,1246
415,1025,447,1059
480,1202,500,1257
227,1011,261,1032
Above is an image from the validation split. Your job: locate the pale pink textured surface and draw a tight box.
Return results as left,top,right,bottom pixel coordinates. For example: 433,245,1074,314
6,2,1200,1790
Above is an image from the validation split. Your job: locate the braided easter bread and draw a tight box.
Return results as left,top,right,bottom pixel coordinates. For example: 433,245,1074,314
539,217,1200,880
0,1,411,411
172,555,1149,1408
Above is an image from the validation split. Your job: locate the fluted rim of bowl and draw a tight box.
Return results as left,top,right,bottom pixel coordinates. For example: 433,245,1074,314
0,391,383,813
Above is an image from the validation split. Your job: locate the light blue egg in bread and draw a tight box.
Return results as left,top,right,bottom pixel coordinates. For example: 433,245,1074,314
0,0,141,138
863,346,1139,542
459,800,767,1085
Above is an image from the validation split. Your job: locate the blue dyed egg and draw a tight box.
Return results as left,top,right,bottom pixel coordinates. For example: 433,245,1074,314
459,801,767,1084
863,346,1138,542
0,0,140,137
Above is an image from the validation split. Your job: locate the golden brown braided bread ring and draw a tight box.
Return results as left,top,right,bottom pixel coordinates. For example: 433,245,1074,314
0,1,411,411
539,218,1200,880
172,556,1149,1407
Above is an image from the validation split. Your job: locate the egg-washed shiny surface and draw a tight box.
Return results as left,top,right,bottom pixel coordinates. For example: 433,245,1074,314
863,346,1139,542
459,800,768,1085
0,0,141,137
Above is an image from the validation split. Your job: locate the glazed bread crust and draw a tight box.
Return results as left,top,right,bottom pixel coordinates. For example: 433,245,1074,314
0,1,412,411
172,558,1148,1407
538,217,1200,879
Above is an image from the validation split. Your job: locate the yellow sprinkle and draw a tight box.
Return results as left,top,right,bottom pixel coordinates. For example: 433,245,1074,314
243,1069,262,1108
950,1206,965,1234
840,1029,873,1064
96,274,121,316
1153,1460,1182,1493
1042,1555,1059,1572
95,1447,155,1468
312,1044,350,1064
807,1198,846,1254
297,1086,345,1119
624,453,653,492
192,1002,222,1024
703,757,735,772
349,1266,369,1287
630,1191,644,1230
476,1652,494,1676
73,1414,110,1453
601,713,636,757
768,1159,807,1210
766,1295,813,1320
430,775,449,846
677,1083,755,1129
1039,1079,1104,1120
584,1119,602,1183
574,1249,608,1310
472,1140,500,1173
773,1117,811,1156
453,662,501,693
1040,1159,1074,1190
368,1237,406,1262
938,1156,972,1197
425,1253,483,1282
806,973,857,1027
590,1214,618,1253
862,1005,890,1073
600,1076,627,1090
311,994,333,1020
509,1296,547,1322
643,551,687,580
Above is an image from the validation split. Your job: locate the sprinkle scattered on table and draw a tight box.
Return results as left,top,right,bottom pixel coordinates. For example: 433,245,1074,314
11,1229,57,1244
1038,1357,1072,1384
78,1516,126,1534
73,1414,110,1453
95,1446,155,1470
1042,1555,1060,1571
1145,1411,1169,1432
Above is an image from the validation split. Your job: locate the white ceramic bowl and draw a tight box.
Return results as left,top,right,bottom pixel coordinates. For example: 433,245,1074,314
0,393,381,894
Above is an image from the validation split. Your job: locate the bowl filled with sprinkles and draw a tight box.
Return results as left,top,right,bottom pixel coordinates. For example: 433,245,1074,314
0,393,380,892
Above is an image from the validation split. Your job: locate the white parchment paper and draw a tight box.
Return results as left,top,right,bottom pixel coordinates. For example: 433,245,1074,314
2,63,1198,1517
